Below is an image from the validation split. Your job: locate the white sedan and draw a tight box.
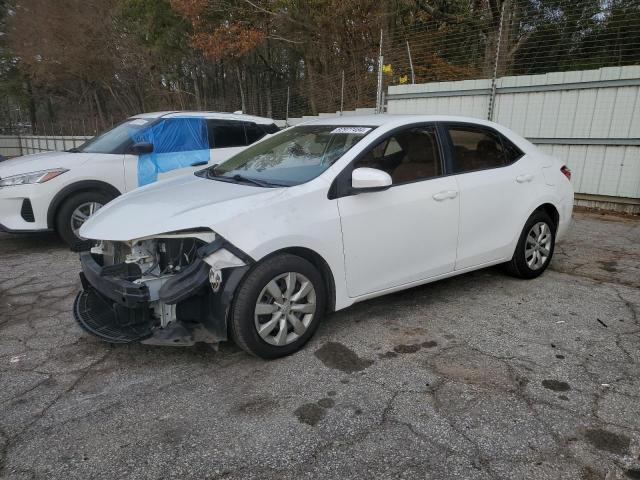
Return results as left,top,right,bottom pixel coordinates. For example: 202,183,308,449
75,114,574,358
0,112,279,246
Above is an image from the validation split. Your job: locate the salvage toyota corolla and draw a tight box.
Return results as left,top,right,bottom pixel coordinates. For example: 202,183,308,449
74,114,573,358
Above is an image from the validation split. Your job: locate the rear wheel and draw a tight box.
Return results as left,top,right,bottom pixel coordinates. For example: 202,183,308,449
504,211,556,279
230,254,326,359
55,191,113,247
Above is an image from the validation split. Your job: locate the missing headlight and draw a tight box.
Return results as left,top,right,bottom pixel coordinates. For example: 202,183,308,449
157,237,205,274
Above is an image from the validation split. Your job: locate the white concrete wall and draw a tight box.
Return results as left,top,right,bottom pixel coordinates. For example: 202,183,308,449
387,66,640,199
0,135,23,157
0,135,91,158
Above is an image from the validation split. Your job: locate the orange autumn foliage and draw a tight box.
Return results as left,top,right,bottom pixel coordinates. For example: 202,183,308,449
170,0,265,60
192,24,265,61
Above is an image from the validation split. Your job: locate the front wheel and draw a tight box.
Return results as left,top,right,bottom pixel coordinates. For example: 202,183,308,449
504,211,556,279
229,254,326,359
55,191,113,247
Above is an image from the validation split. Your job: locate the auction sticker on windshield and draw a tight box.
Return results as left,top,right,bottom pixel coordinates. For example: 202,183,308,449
330,127,372,135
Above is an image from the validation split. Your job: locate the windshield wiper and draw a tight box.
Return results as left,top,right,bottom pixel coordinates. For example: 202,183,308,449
196,166,286,187
231,174,273,188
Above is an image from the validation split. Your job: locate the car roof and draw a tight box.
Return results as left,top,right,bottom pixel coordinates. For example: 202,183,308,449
299,114,504,129
130,111,276,125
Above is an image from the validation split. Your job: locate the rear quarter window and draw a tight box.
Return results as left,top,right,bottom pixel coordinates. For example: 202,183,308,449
500,133,524,164
245,123,267,144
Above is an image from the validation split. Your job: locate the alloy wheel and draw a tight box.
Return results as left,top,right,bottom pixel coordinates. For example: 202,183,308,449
71,202,103,238
525,221,552,270
254,272,316,346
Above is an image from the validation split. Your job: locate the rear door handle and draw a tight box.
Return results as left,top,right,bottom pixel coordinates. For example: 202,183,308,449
433,190,458,201
516,174,533,183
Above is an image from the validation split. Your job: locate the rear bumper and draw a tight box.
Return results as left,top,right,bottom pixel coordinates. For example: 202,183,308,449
556,194,574,242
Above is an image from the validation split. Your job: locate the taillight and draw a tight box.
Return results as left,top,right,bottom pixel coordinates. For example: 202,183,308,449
561,165,572,181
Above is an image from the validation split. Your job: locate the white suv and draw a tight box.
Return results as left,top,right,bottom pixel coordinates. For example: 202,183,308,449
75,115,574,358
0,111,279,246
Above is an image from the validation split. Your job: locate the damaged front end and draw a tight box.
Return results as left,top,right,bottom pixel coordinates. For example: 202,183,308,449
74,231,252,346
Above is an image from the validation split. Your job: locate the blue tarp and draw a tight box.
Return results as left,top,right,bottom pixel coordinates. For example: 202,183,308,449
130,118,210,186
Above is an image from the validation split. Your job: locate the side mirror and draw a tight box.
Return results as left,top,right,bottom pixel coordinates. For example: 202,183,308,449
351,167,392,192
130,142,154,155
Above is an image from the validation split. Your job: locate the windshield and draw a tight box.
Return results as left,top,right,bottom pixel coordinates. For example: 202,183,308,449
205,125,373,186
76,118,156,154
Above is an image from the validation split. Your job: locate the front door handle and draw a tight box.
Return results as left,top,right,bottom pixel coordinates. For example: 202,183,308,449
516,174,533,183
433,190,458,201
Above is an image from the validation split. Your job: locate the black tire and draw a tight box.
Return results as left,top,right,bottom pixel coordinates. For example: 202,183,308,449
230,253,326,359
55,191,114,247
504,210,556,279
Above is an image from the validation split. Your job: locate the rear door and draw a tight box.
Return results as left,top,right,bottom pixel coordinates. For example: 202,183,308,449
207,120,250,165
443,123,542,270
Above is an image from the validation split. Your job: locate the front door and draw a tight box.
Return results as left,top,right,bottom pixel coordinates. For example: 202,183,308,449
337,125,460,297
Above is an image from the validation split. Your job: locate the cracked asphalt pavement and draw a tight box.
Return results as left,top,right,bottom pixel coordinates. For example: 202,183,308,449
1,209,639,480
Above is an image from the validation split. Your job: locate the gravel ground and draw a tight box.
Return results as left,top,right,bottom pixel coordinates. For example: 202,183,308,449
0,209,639,480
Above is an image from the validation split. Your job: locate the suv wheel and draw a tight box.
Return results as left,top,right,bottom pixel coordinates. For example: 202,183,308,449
230,253,326,359
504,210,556,279
55,191,113,247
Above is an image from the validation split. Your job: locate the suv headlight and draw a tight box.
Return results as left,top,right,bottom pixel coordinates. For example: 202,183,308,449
0,168,68,187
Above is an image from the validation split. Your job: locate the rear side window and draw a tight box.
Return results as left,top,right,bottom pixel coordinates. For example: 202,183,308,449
207,120,247,148
447,125,507,173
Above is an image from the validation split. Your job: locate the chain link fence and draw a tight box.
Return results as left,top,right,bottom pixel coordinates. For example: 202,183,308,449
383,0,640,110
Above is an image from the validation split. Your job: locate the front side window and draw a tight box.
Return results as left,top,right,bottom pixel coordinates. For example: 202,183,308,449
355,126,443,184
129,117,210,186
448,126,507,173
205,125,372,186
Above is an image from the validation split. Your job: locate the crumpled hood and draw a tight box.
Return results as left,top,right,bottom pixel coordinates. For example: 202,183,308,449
0,151,97,178
80,173,285,241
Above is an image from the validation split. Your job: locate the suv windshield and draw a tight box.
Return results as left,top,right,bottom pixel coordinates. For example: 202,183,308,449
76,118,156,154
204,125,373,186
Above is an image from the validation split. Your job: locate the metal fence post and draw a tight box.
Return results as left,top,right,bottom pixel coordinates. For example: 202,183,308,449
285,86,290,127
406,40,416,84
61,124,66,152
488,0,507,121
340,70,345,115
17,130,23,157
376,29,384,114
